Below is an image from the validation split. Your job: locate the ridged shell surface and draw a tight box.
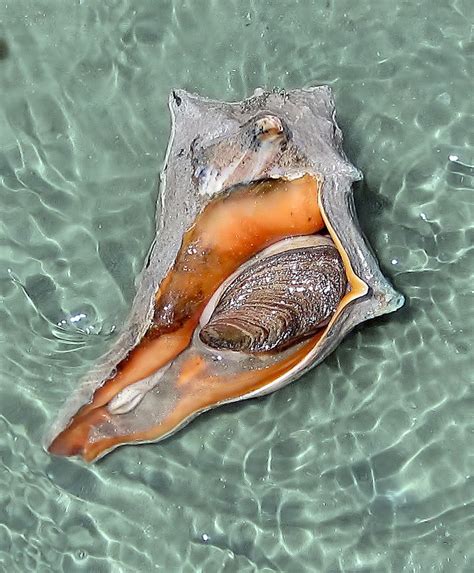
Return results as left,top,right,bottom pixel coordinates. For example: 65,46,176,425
200,243,346,352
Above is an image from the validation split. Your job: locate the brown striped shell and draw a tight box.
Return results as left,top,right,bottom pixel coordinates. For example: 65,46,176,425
200,238,347,352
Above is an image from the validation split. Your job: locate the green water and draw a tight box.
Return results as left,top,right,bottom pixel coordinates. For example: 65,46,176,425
0,0,473,571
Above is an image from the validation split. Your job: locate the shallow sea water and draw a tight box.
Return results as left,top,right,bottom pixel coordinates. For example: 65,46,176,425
0,1,473,571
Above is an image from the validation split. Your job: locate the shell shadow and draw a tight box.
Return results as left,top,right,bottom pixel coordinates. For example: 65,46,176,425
0,38,9,60
353,179,412,329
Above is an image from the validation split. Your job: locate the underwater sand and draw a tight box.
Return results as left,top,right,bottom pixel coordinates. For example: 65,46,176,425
0,0,473,571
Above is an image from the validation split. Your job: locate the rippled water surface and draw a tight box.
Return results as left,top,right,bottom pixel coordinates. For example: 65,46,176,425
0,1,473,571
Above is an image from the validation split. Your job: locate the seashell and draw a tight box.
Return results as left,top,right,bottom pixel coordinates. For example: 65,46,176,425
199,236,347,353
46,86,404,462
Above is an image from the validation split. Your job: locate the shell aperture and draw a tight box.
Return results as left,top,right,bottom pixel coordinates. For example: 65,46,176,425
46,87,404,462
48,174,328,460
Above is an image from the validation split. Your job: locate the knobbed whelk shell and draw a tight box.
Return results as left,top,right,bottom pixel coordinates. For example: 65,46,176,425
46,86,404,462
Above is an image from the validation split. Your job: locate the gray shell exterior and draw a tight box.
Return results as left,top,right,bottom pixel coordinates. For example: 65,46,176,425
45,86,404,449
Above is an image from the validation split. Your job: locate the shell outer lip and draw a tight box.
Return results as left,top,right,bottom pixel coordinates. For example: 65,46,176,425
44,86,404,453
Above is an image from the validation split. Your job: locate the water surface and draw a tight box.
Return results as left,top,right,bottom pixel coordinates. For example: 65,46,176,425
0,0,473,571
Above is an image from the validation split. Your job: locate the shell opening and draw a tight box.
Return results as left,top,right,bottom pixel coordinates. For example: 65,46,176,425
48,173,368,462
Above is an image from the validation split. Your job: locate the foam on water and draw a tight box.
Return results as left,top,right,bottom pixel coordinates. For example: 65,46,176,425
0,0,473,571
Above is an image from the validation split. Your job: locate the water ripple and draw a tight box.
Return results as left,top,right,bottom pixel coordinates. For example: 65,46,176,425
0,0,473,571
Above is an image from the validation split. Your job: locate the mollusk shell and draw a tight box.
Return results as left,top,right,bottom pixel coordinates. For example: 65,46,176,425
200,236,347,353
46,87,404,462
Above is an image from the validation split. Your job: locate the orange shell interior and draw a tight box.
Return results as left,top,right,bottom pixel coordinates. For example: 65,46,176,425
48,175,367,461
